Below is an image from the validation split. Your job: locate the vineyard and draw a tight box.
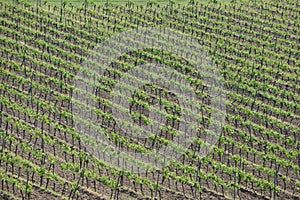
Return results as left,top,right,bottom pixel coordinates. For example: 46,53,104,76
0,0,299,200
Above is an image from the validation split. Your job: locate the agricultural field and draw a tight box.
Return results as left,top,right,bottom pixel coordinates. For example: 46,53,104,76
0,0,299,200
